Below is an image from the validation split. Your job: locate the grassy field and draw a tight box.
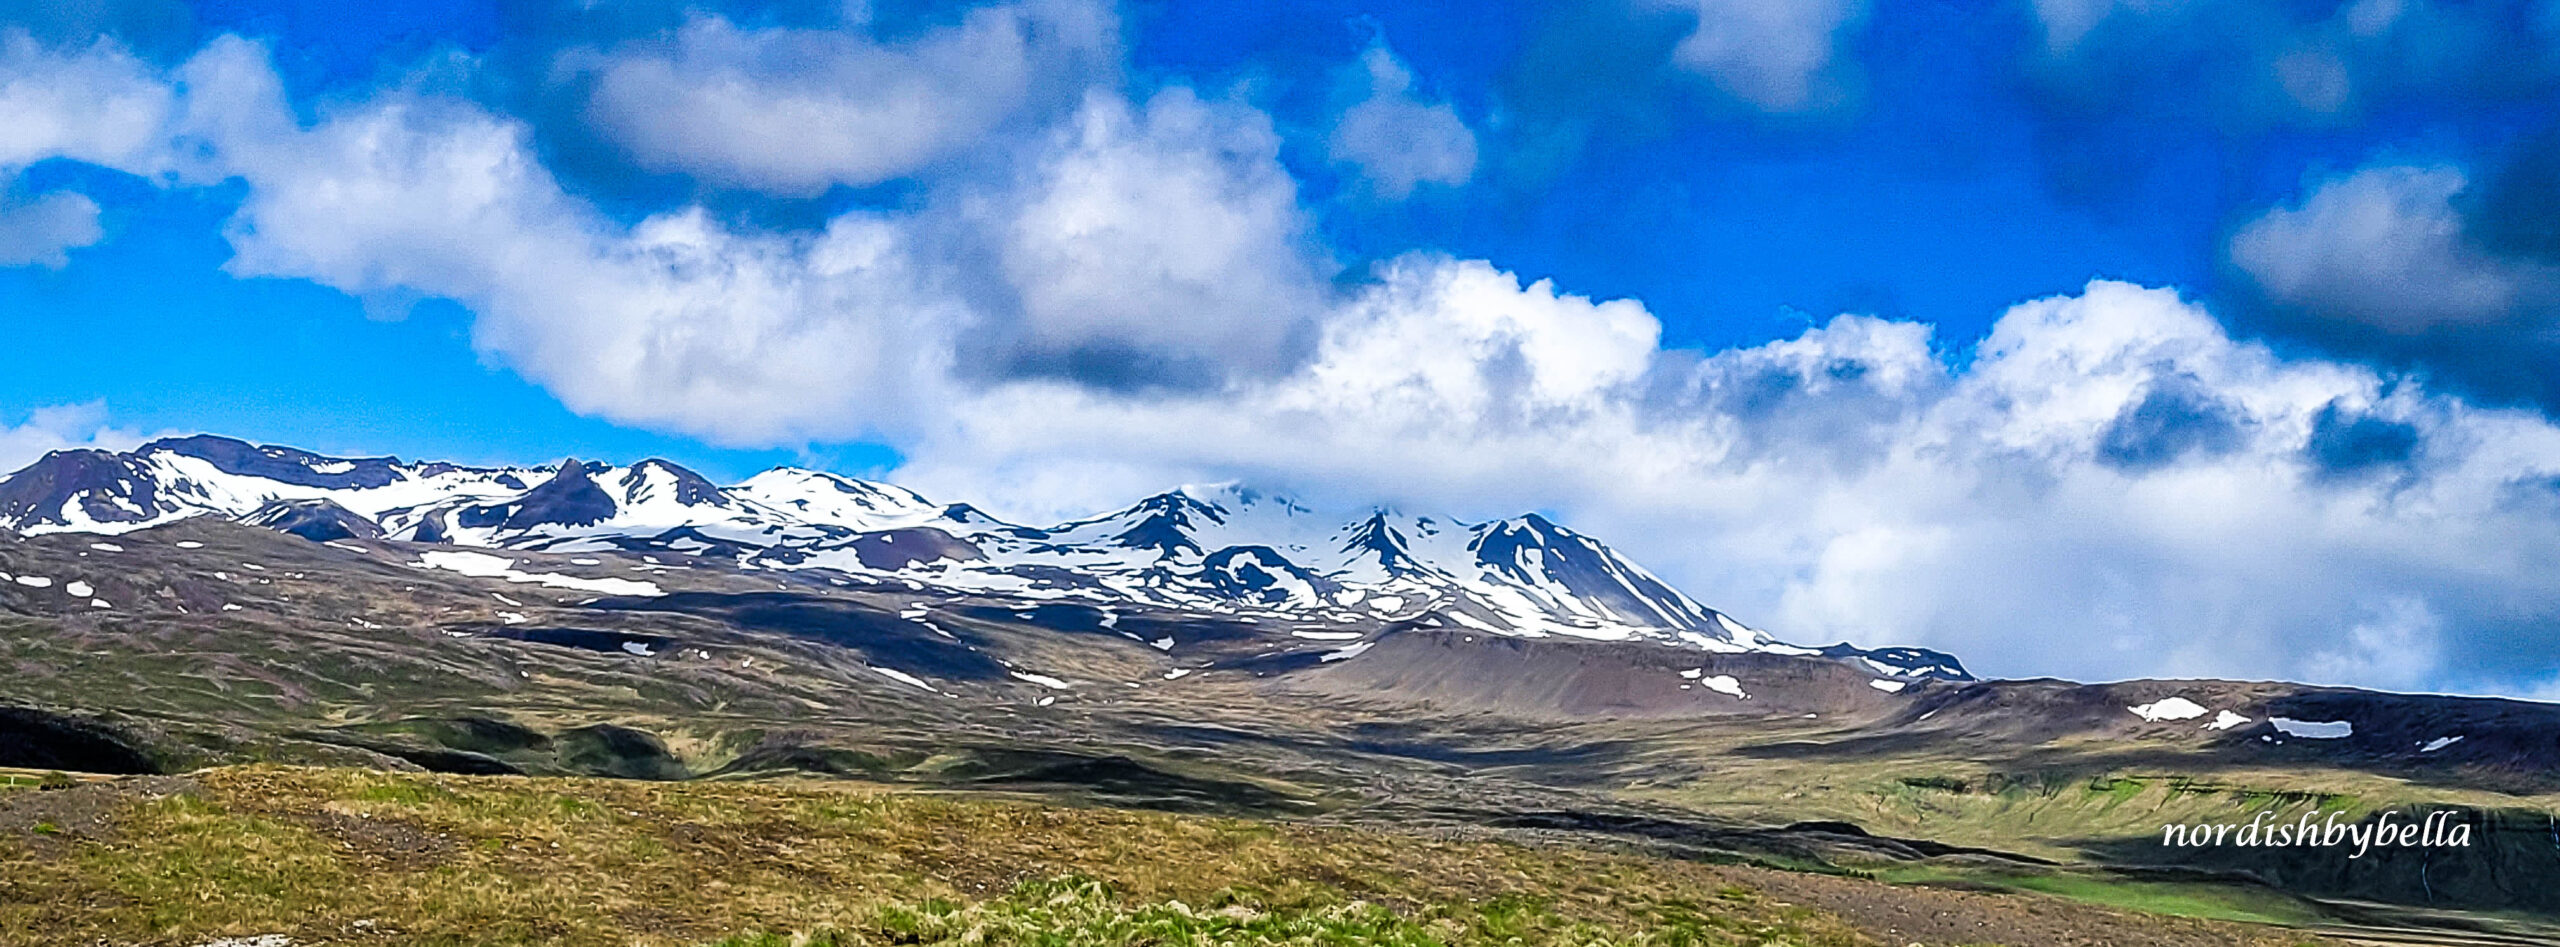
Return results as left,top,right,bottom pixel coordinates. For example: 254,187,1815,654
0,766,1875,947
0,765,2360,947
1616,728,2560,864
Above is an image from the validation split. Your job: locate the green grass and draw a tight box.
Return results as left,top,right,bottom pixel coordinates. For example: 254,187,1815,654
1870,865,2326,928
0,771,77,791
1,766,1874,947
711,875,1825,947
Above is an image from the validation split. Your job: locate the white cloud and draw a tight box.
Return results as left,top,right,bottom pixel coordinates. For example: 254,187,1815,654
1646,0,1868,111
2230,164,2553,331
1326,38,1477,200
0,403,146,475
0,30,202,269
0,190,103,267
0,31,180,175
173,41,1319,439
573,0,1115,195
986,88,1331,381
900,274,2560,694
14,30,2560,698
197,43,967,446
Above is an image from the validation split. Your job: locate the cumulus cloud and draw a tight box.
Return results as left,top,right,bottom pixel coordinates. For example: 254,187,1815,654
982,88,1332,385
0,31,182,175
2231,164,2550,331
165,39,965,446
1326,38,1477,200
570,0,1115,195
0,402,146,474
2228,160,2560,413
900,273,2560,694
1645,0,1867,111
14,26,2560,698
158,39,1319,438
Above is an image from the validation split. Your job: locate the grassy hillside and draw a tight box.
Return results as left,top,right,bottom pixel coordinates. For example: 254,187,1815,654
0,766,2334,947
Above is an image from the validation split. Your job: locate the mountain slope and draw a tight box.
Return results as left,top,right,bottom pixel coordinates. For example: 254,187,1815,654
0,435,1965,677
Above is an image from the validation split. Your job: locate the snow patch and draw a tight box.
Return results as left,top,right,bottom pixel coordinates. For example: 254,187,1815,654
1695,675,1748,699
2128,697,2210,722
1009,671,1072,690
64,580,93,598
415,550,664,597
1868,679,1907,693
1320,641,1373,662
87,542,122,552
2420,735,2464,753
2206,710,2250,731
2270,717,2354,739
869,665,938,693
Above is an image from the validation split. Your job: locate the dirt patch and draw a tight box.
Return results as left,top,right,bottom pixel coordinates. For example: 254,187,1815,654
0,774,195,855
285,808,458,871
1715,861,2327,947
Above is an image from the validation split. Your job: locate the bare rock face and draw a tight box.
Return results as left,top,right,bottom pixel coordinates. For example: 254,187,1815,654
0,449,166,531
495,460,619,531
844,527,985,570
242,498,386,543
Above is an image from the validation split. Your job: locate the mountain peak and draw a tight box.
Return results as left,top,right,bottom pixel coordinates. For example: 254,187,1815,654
730,466,938,530
143,434,408,490
0,449,160,531
495,459,616,531
624,459,725,507
0,435,1962,676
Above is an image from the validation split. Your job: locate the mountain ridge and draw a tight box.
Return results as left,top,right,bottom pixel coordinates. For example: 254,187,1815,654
0,434,1967,679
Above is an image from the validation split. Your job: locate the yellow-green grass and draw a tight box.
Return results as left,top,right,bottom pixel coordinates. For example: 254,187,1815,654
0,766,1870,947
1624,740,2560,864
1868,864,2328,928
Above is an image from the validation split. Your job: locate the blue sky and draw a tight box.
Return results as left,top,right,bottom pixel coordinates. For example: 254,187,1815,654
1,0,2512,470
5,0,2273,475
6,0,2560,692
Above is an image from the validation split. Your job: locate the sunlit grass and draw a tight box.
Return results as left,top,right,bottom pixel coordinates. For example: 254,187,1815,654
1,766,1869,947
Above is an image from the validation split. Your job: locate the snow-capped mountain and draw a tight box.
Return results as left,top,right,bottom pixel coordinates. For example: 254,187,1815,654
0,436,1966,677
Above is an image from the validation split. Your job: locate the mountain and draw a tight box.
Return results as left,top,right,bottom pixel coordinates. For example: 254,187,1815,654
0,435,1964,679
13,439,2560,939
